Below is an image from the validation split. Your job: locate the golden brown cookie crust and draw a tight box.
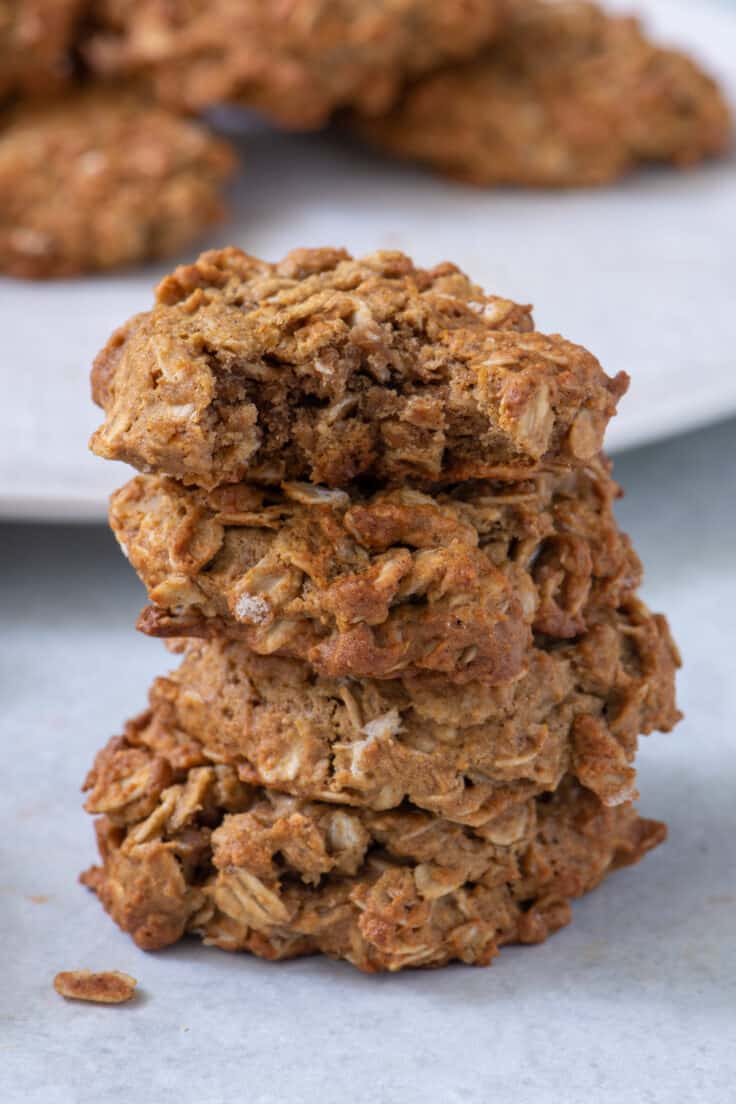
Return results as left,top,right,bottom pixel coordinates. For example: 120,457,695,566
83,231,683,973
82,729,666,971
82,0,505,128
359,0,731,187
0,88,237,279
100,593,679,826
90,247,627,487
110,458,642,684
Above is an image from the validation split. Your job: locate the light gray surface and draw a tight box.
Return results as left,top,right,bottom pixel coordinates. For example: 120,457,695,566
2,417,735,1103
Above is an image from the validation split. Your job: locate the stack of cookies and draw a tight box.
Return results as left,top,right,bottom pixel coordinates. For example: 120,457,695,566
83,246,680,972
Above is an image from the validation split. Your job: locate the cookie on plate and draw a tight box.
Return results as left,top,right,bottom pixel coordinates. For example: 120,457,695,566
359,0,731,187
82,0,506,129
0,88,237,278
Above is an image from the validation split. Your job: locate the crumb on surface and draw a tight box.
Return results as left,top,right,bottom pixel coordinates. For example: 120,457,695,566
53,969,138,1004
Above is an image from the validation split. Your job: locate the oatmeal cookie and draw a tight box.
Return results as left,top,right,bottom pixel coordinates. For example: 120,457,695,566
0,88,237,278
81,738,665,971
111,458,641,683
0,1,83,101
359,0,731,187
111,597,679,824
82,0,505,129
90,247,627,487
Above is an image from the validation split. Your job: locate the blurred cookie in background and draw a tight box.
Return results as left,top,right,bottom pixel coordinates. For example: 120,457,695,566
81,0,507,129
0,0,85,100
0,87,237,278
357,0,732,187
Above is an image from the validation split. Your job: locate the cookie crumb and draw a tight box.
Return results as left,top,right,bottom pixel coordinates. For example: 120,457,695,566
53,969,137,1004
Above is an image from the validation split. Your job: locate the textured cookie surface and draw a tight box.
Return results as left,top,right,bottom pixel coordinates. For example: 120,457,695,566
82,730,666,971
111,592,679,824
0,89,236,278
90,247,627,486
83,0,505,128
360,0,731,187
0,0,82,101
112,459,640,684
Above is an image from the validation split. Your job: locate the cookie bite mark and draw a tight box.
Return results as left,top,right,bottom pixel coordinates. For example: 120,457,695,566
90,246,627,487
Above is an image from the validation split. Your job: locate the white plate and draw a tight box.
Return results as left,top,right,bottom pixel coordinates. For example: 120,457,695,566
2,0,735,522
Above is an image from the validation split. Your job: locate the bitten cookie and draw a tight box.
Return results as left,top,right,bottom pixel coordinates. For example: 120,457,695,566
0,88,237,278
82,0,505,129
90,247,627,486
359,0,731,187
